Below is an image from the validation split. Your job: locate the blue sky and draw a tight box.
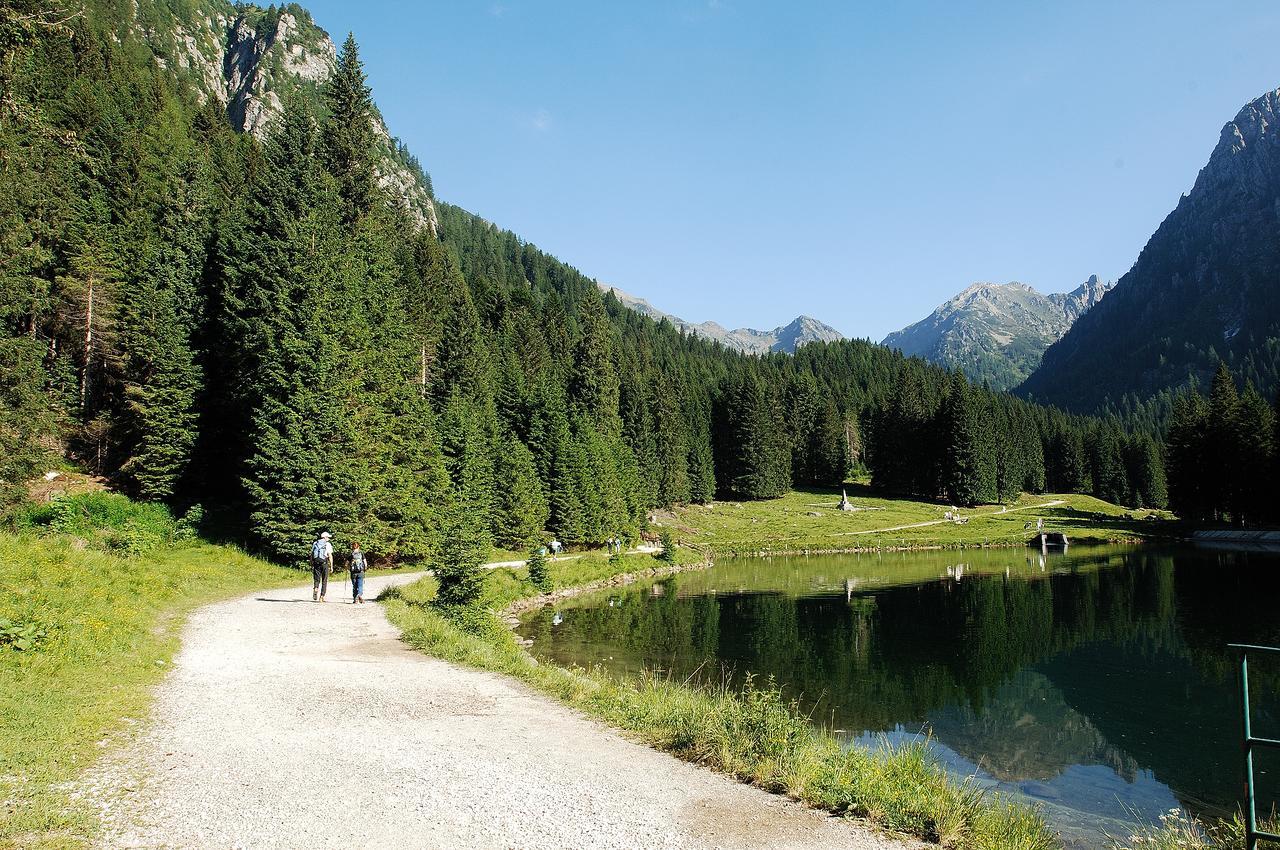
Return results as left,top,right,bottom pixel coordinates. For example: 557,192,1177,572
303,1,1280,340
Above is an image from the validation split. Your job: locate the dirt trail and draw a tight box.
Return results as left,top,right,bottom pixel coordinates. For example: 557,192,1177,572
837,499,1067,536
84,571,917,850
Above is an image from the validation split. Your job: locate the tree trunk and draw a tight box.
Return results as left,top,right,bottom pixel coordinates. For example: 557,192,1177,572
79,274,94,412
420,342,427,397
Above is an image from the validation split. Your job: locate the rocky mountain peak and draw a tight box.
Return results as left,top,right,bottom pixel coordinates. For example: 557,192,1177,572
1020,85,1280,410
1192,87,1280,203
883,277,1111,390
133,1,436,232
599,284,843,354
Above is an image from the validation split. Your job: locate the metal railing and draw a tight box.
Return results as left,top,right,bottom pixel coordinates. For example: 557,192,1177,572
1231,643,1280,849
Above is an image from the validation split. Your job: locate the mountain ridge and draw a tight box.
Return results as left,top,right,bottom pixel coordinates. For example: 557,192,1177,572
1019,86,1280,412
881,277,1111,390
598,284,844,354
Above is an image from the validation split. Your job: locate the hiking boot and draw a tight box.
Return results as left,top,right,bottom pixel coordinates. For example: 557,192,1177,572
313,591,318,602
358,596,364,604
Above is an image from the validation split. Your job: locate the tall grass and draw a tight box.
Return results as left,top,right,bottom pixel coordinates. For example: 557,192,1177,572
381,564,1059,850
0,494,294,850
1109,809,1280,850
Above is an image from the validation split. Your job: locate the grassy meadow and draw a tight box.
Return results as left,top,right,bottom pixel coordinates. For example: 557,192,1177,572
663,485,1175,554
0,494,298,850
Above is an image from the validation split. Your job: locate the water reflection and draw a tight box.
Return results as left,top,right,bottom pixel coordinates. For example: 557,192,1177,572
519,547,1280,842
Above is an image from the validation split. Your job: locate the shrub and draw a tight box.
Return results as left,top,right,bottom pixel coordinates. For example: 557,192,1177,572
0,616,48,652
526,547,550,592
15,492,178,550
657,528,676,564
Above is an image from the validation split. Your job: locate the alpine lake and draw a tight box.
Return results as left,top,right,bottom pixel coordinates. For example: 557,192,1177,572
516,544,1280,846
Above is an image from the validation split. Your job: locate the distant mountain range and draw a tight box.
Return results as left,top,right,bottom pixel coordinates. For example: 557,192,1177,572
881,277,1112,390
599,284,844,354
1020,87,1280,411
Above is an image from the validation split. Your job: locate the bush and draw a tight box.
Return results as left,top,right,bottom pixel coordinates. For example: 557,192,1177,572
15,492,178,550
657,528,676,564
0,616,48,652
526,547,550,592
175,504,204,541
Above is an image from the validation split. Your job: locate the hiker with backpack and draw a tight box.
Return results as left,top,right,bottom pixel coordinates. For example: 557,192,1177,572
311,531,334,602
349,542,368,604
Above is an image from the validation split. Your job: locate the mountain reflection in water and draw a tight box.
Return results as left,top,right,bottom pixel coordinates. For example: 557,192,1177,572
517,546,1280,844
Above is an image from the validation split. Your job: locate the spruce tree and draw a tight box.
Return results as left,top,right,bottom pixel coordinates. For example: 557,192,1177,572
433,500,487,607
1236,384,1274,526
1208,362,1241,521
494,431,550,548
939,372,993,506
1165,390,1210,521
321,33,377,225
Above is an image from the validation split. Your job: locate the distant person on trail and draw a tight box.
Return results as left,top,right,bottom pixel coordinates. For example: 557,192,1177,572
550,539,562,557
349,542,368,604
311,531,334,602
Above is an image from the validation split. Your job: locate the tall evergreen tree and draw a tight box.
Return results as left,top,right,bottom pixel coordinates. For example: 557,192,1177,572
939,372,994,505
321,33,377,225
494,431,550,548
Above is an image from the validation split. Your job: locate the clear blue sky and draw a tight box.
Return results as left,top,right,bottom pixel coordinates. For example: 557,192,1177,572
303,0,1280,341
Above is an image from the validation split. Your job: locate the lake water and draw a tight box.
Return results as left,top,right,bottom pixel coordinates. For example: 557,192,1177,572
517,546,1280,845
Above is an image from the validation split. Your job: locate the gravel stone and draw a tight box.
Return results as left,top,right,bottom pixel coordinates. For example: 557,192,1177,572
83,572,918,849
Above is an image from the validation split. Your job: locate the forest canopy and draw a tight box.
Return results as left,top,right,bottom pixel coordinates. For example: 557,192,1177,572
8,1,1265,569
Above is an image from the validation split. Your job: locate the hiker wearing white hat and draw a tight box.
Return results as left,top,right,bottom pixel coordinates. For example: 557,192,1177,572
310,531,334,602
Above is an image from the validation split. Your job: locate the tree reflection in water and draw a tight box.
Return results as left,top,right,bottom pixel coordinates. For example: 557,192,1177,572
520,546,1280,840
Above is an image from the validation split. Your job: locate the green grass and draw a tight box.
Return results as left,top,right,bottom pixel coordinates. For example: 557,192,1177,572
1108,809,1279,849
665,486,1175,555
381,552,1059,849
0,495,297,850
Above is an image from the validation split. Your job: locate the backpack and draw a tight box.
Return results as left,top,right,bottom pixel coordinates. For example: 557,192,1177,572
350,551,367,574
311,539,328,563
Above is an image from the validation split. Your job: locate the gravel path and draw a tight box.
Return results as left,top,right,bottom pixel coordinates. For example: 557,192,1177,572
837,499,1067,536
85,572,918,850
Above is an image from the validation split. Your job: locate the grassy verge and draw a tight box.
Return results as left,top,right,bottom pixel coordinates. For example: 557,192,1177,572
381,550,1058,849
0,494,297,850
1109,809,1278,849
665,487,1176,555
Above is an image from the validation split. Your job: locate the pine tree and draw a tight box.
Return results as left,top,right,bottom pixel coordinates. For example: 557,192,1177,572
0,337,57,510
939,372,994,505
494,431,550,548
231,102,364,562
1208,362,1241,521
808,400,851,486
321,33,377,225
1236,383,1274,527
685,392,716,503
1165,389,1210,521
719,369,791,499
115,127,210,503
1126,434,1168,509
433,500,487,606
1089,423,1128,506
570,285,621,431
654,376,691,504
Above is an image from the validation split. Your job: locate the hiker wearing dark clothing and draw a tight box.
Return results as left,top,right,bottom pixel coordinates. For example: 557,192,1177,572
349,543,368,604
311,532,334,602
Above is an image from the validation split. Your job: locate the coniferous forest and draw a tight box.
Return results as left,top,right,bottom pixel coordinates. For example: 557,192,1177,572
2,3,1277,569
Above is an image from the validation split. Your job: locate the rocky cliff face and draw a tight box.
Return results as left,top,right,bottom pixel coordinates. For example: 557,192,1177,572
599,284,844,354
882,277,1111,390
131,1,436,231
1020,88,1280,411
